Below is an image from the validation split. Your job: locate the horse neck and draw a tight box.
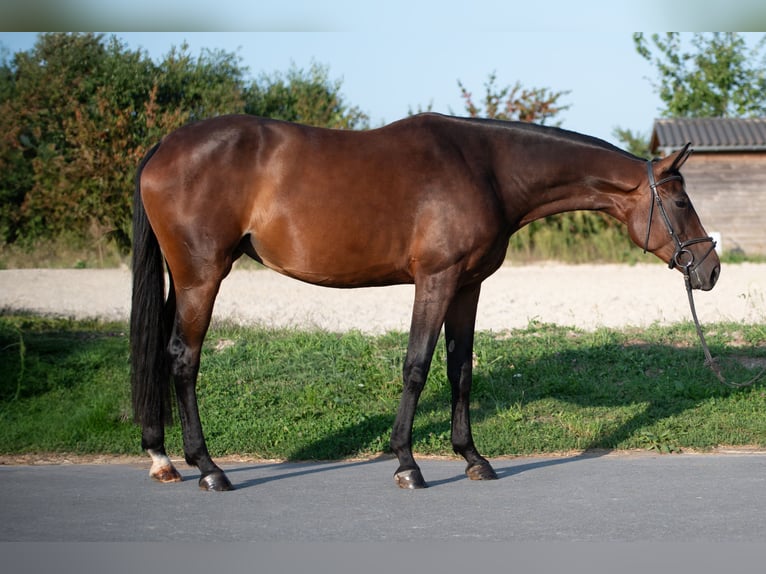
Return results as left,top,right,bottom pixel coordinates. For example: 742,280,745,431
489,132,645,229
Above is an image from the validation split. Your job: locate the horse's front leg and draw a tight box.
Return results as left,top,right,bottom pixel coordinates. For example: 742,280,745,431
390,272,458,489
445,283,498,481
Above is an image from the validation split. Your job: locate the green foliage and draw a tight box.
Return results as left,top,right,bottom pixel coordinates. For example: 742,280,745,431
634,32,766,118
153,42,246,122
0,34,366,253
2,313,766,459
640,429,681,454
245,62,369,129
508,211,637,264
611,127,653,160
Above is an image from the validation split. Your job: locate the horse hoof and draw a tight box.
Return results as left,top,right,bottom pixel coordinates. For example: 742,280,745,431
199,472,234,491
394,468,428,489
150,466,183,483
466,462,498,481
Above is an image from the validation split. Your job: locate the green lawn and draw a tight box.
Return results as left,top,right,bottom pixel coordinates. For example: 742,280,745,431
1,313,765,460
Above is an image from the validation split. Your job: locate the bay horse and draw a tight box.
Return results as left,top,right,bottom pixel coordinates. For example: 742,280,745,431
131,113,720,491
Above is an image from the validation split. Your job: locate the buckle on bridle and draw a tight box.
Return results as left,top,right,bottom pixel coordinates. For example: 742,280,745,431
672,248,694,270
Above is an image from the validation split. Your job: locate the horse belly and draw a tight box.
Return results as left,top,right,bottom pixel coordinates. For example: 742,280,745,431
248,211,413,288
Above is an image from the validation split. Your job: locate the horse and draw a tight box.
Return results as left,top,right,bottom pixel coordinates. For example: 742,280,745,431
130,113,720,491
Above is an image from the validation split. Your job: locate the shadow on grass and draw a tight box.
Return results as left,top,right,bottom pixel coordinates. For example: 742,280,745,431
0,312,128,402
284,327,766,487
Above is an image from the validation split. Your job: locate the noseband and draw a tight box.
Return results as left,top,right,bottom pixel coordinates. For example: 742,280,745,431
642,159,716,274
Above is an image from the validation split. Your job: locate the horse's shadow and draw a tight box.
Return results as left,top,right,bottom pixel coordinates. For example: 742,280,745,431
218,328,762,489
205,449,596,490
220,457,391,490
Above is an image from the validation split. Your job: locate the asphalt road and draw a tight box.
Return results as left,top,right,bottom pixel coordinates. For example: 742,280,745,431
2,451,765,543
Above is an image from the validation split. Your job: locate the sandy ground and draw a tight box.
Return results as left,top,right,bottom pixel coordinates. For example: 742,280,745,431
1,262,765,333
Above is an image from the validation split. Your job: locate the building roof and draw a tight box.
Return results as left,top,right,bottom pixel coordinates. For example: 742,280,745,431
651,117,766,154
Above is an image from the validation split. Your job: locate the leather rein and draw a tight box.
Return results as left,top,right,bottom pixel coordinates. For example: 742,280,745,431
644,159,762,389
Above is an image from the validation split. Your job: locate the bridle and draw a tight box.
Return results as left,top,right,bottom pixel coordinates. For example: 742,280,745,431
643,159,762,389
642,159,716,275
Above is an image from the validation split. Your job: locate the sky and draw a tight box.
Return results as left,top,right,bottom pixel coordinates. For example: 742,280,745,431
0,30,659,146
2,2,766,148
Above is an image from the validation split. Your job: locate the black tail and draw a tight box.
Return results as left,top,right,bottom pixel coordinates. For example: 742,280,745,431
130,143,174,427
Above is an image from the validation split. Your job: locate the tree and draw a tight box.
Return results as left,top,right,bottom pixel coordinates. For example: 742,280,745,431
0,34,366,254
0,34,251,248
611,127,653,159
458,72,570,125
614,33,766,157
0,47,26,243
633,32,766,118
245,62,369,129
0,33,116,244
154,42,246,124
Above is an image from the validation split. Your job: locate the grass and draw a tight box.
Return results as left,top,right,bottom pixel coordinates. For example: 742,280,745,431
0,236,129,270
1,313,766,461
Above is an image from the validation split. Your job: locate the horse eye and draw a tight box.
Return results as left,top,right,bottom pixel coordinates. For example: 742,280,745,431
674,199,688,209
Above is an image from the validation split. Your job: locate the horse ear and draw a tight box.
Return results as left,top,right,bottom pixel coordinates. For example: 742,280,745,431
663,142,693,172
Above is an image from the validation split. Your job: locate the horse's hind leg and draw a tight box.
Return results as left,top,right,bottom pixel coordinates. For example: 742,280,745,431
444,283,497,481
169,273,233,491
147,446,182,483
144,411,182,483
140,275,183,484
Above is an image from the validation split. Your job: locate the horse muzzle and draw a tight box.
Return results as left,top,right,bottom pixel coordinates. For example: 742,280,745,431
690,260,720,291
678,242,720,291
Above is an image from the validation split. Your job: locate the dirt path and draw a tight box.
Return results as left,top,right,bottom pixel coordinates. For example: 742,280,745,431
1,263,765,333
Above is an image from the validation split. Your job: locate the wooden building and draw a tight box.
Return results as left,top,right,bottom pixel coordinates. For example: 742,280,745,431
650,117,766,256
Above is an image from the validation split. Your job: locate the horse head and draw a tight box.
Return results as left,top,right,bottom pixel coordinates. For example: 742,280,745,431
628,143,720,291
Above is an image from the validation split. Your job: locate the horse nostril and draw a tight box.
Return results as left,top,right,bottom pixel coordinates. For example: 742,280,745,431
710,265,720,287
